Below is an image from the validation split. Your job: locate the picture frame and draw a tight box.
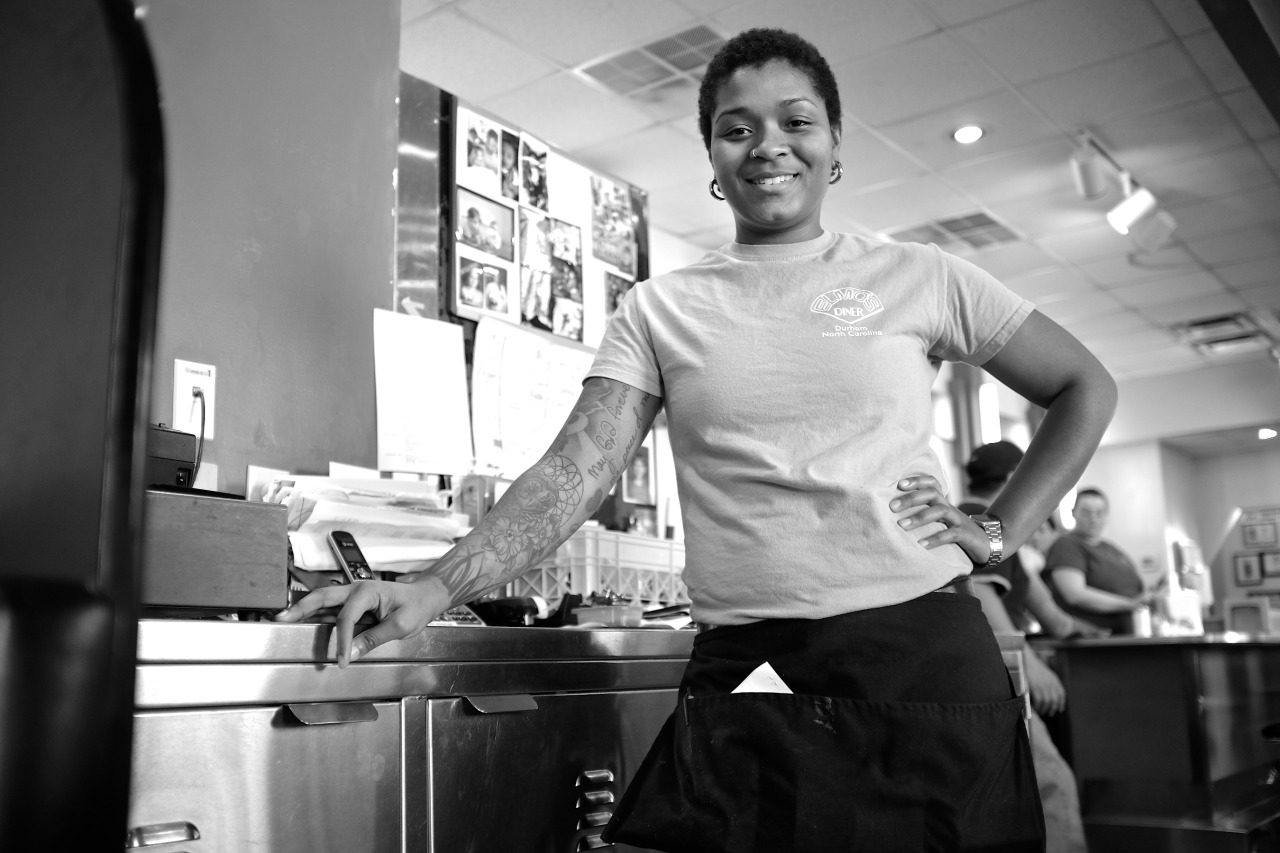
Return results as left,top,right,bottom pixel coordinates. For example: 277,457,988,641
1244,522,1279,548
1263,552,1280,578
453,247,516,324
455,187,515,263
621,438,656,507
630,506,658,538
1236,553,1263,587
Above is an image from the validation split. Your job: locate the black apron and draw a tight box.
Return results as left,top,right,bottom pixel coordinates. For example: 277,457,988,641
603,590,1045,852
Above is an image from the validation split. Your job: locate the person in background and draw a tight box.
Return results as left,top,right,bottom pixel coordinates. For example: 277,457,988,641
279,28,1120,851
959,441,1093,853
1044,487,1147,635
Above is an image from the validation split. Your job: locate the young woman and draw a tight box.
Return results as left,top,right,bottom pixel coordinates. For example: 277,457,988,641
278,28,1117,851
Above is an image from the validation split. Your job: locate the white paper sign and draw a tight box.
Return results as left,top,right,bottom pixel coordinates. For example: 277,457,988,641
373,309,473,475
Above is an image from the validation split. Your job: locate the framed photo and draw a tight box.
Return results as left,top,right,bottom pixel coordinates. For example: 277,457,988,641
630,507,658,538
622,439,656,507
519,133,548,211
453,249,516,323
604,271,635,317
1236,553,1263,587
455,105,511,199
1263,552,1280,578
591,174,636,275
1244,522,1279,548
455,187,515,263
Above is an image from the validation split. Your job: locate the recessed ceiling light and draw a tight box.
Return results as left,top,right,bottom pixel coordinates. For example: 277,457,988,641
1261,428,1278,440
953,125,984,144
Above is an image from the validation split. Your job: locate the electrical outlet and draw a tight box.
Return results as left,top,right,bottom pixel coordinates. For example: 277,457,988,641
172,359,217,440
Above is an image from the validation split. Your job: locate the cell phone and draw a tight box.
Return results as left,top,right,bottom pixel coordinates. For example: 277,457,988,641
327,530,375,583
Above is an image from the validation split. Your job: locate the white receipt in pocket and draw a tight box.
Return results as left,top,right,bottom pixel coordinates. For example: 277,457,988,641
730,661,794,694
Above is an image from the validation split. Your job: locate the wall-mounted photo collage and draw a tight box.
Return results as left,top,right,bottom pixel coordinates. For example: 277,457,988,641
450,101,647,348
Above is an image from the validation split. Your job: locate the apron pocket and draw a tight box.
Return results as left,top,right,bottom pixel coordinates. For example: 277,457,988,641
604,691,1041,853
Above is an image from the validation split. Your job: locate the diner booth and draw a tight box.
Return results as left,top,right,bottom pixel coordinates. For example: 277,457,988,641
5,0,1280,850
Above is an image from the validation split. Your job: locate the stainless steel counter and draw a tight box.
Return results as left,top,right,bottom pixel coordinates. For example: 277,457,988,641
134,619,695,708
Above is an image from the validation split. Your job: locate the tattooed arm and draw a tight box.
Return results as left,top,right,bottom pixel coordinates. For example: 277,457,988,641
275,377,662,666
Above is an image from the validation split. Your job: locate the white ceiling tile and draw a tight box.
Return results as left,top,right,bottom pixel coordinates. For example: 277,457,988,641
1094,98,1249,175
1167,184,1280,241
1236,282,1280,311
1214,256,1280,289
1020,42,1211,130
1109,271,1227,307
459,0,696,68
1140,143,1274,208
1102,345,1207,375
1223,89,1280,141
1260,136,1280,172
483,73,654,151
834,33,1007,127
912,0,1028,28
400,9,559,102
837,131,929,191
1182,29,1251,94
711,0,938,66
1070,317,1171,347
1149,0,1213,36
877,91,1061,170
1083,329,1184,359
575,126,711,192
1136,292,1249,325
984,194,1102,239
1003,266,1096,303
1032,222,1134,264
1075,247,1201,285
1185,225,1280,266
833,175,981,232
954,0,1169,86
401,0,451,24
939,138,1077,206
967,242,1060,281
1036,289,1125,323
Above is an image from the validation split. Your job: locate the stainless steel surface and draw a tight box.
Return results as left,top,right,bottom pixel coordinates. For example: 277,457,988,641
1047,637,1280,853
423,689,675,852
129,702,403,853
136,618,696,662
135,658,688,708
125,820,200,848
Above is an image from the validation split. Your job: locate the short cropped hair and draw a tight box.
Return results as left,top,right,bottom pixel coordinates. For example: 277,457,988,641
697,28,842,150
1074,488,1108,508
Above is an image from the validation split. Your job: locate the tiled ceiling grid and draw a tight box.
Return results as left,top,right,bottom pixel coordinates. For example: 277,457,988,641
401,0,1280,384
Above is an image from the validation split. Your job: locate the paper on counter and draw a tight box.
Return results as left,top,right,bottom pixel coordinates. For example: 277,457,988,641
731,662,794,694
373,309,473,475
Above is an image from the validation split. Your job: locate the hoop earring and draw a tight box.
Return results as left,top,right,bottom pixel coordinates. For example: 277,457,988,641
829,161,844,185
709,178,725,200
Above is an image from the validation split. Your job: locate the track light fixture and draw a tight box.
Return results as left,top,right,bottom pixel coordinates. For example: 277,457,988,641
1070,130,1177,250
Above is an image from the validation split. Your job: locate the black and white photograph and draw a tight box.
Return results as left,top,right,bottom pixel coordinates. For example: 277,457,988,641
454,251,514,324
590,174,636,274
456,187,514,262
547,218,582,342
1236,553,1264,587
604,271,634,317
1264,552,1280,578
519,133,548,211
621,439,655,507
455,105,510,198
1244,522,1279,549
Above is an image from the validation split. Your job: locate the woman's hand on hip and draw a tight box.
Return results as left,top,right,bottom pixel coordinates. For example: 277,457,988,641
889,474,991,564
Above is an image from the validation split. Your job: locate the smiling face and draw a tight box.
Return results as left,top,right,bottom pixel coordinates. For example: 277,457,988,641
709,59,840,245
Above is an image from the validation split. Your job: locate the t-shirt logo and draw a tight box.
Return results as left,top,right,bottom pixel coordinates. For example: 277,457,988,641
809,287,884,325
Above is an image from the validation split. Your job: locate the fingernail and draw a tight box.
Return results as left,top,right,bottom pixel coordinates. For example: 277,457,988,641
890,500,901,510
349,647,362,663
898,519,910,528
898,479,912,487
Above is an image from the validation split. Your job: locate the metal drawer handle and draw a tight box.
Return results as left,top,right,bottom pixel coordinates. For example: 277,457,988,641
582,810,613,826
578,831,609,849
580,769,614,785
126,820,200,847
581,790,615,805
285,702,379,725
463,694,539,714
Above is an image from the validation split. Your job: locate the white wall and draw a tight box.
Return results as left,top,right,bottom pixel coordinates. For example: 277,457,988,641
1192,444,1280,562
1104,357,1280,446
649,227,710,277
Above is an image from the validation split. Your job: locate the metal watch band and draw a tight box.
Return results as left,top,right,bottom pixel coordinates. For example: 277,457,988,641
969,513,1003,566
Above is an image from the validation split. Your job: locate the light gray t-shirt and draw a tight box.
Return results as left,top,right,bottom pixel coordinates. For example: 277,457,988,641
589,231,1033,626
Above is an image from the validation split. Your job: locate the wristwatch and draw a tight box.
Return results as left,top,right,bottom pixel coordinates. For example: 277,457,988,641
969,513,1004,566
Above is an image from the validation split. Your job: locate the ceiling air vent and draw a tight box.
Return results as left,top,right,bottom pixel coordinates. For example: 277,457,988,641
579,26,723,99
885,211,1020,254
1172,310,1280,359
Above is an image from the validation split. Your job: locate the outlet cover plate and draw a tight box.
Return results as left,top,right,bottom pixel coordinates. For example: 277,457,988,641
172,359,216,440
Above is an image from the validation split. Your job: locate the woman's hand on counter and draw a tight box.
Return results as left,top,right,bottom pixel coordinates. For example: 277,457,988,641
890,474,990,564
273,575,451,667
